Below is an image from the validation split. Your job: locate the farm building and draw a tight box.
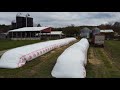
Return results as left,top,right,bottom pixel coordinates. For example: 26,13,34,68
7,27,51,40
36,31,64,40
0,33,7,39
7,27,64,40
92,27,100,36
80,27,91,38
100,29,114,40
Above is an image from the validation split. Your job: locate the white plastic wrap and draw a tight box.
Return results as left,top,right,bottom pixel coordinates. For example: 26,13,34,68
0,38,76,69
51,38,89,78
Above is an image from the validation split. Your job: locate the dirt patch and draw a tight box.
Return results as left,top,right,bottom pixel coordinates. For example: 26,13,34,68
88,48,101,65
50,51,56,54
50,46,66,54
101,48,114,65
88,59,101,65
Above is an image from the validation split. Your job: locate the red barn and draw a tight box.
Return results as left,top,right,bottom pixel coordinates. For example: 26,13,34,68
41,27,51,33
7,27,52,40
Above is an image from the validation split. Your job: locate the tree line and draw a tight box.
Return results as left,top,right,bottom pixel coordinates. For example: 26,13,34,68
0,24,11,33
99,22,120,34
53,22,120,36
0,22,120,36
52,24,98,37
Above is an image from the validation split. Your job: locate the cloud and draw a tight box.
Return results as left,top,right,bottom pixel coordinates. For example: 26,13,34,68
0,12,120,27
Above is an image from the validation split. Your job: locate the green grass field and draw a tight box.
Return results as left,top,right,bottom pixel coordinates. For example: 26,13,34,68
105,40,120,63
0,40,44,51
86,40,120,78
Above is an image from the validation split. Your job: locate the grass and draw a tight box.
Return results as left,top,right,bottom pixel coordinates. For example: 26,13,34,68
86,40,120,78
0,40,45,51
0,40,77,78
104,40,120,63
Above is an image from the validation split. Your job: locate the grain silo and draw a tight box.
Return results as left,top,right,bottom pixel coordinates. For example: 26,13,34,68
92,27,100,36
16,13,33,29
80,27,91,38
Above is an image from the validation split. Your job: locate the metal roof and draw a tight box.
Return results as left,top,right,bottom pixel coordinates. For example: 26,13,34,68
81,27,90,30
8,27,50,32
51,31,63,35
81,27,90,31
100,29,114,33
16,13,31,18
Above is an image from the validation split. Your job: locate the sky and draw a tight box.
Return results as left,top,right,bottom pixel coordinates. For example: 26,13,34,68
0,12,120,28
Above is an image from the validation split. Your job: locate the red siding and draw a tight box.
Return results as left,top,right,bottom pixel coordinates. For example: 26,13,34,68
41,27,51,33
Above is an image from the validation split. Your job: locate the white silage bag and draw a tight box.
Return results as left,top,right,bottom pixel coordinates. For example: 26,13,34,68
75,39,89,65
0,37,76,69
51,48,86,78
51,38,89,78
52,63,86,78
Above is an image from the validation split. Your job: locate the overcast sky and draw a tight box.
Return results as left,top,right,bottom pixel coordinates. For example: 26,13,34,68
0,12,120,28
